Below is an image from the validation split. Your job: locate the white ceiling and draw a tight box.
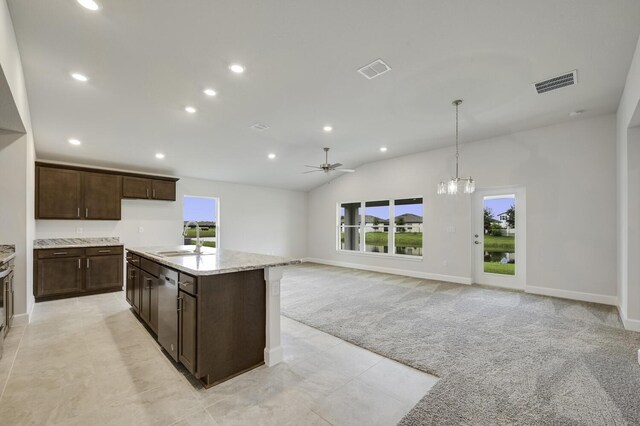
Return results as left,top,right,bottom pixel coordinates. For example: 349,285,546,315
8,0,640,191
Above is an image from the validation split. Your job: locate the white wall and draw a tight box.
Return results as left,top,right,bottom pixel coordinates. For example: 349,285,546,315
0,0,36,320
307,114,617,302
35,176,307,259
616,33,640,331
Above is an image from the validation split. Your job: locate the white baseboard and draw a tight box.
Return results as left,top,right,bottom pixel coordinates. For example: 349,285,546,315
525,285,617,306
302,257,472,285
12,312,29,326
617,305,640,332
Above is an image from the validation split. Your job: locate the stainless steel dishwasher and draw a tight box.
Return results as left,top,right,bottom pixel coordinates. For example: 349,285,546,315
158,266,179,361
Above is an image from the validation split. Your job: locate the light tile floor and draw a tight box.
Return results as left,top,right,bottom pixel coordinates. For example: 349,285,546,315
0,291,438,425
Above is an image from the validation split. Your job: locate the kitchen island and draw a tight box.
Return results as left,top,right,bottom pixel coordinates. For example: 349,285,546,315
126,246,299,387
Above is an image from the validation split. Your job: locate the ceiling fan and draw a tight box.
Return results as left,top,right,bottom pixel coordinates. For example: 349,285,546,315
303,147,355,174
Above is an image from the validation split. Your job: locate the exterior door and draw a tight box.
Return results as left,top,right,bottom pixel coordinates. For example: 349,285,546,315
472,187,526,290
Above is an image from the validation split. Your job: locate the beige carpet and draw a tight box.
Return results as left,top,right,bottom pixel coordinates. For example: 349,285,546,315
281,263,640,425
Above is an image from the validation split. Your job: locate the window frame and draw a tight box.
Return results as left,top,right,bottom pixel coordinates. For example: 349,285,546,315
336,196,423,260
183,195,220,250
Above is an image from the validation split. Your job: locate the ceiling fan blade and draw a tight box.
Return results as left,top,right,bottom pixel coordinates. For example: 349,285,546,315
302,170,323,174
334,168,355,173
304,165,322,169
330,163,343,168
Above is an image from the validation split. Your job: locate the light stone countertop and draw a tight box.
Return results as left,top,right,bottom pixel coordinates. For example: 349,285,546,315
127,245,301,276
34,237,122,250
0,245,16,264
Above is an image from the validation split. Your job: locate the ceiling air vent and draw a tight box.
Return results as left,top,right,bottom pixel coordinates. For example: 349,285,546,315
533,70,578,94
250,123,270,131
357,59,391,80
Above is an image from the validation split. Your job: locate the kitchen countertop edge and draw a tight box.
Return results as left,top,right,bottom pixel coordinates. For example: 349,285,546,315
127,247,301,276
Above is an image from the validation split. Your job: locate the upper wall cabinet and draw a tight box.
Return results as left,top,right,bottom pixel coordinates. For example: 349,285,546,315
35,163,178,220
122,177,176,201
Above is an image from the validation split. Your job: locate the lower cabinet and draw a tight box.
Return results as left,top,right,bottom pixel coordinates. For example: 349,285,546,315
179,290,197,374
2,260,14,333
36,257,84,297
126,255,159,334
34,246,123,301
139,269,159,333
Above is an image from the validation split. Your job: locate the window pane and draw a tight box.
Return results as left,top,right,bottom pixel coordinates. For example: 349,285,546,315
483,195,515,275
394,198,423,256
183,196,217,248
365,201,390,253
340,202,361,225
339,226,361,251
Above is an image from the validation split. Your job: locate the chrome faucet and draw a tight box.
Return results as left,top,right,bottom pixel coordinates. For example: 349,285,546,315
183,221,203,254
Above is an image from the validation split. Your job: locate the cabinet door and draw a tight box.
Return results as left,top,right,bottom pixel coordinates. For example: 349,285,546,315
139,270,153,325
149,275,159,334
126,265,135,305
122,176,151,199
179,291,197,374
83,172,122,220
151,180,176,201
86,255,123,290
36,257,83,297
7,272,14,328
36,167,82,219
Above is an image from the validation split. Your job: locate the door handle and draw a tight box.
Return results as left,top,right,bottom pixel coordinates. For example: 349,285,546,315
86,207,89,218
86,258,90,269
78,259,81,269
474,241,481,244
152,189,156,198
176,295,183,311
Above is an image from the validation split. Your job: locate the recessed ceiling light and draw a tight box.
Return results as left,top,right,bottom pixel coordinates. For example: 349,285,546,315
229,64,245,74
569,110,584,117
155,153,165,159
203,88,217,97
380,147,388,152
268,153,276,160
71,73,88,82
77,0,101,11
185,106,197,114
323,126,333,133
68,138,81,146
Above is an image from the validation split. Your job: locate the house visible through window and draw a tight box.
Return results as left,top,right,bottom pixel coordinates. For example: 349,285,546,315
183,196,218,249
337,197,423,257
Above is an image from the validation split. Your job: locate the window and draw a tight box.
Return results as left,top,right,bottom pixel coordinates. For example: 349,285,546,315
337,197,423,258
183,196,218,249
339,202,361,251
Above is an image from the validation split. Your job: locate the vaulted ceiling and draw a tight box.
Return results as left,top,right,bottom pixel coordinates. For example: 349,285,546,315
8,0,640,190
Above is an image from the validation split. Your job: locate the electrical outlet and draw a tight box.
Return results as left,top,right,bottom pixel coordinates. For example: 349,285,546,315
446,226,456,233
76,227,83,234
138,227,144,233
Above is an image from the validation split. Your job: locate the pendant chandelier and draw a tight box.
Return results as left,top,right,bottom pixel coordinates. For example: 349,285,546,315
437,100,475,195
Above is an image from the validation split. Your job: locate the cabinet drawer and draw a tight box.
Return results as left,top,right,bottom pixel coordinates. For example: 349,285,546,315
140,257,161,278
37,248,84,259
126,253,140,265
86,246,123,256
178,272,197,295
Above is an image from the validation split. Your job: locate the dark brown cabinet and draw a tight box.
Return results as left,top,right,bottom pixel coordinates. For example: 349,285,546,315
86,254,123,290
123,176,177,201
126,263,139,310
34,246,123,301
2,260,14,333
36,162,178,220
36,167,82,219
83,172,122,220
124,250,265,388
127,256,159,334
179,290,197,374
36,256,83,297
